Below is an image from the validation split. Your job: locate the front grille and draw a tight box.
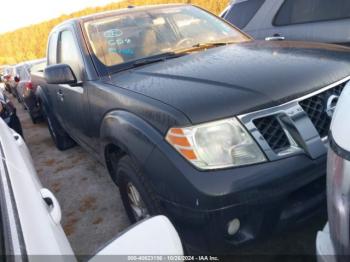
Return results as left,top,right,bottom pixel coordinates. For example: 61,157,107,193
251,80,348,153
254,116,290,152
299,82,346,138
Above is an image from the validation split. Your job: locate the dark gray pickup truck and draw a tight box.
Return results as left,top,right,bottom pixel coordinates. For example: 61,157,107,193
38,4,350,253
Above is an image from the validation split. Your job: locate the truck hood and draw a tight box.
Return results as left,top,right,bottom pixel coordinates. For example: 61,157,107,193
107,40,350,124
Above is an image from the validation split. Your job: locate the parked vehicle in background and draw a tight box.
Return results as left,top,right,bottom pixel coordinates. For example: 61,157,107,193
0,65,8,82
0,89,23,136
2,66,15,94
0,117,183,258
38,4,350,252
221,0,350,45
22,58,46,123
14,59,45,107
316,82,350,262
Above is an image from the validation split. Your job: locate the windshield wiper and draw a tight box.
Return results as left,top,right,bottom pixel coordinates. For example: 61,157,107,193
110,41,236,74
110,52,187,74
175,41,237,54
132,52,185,67
192,41,235,48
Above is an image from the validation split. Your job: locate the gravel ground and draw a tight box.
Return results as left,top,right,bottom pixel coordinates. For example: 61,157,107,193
8,91,326,259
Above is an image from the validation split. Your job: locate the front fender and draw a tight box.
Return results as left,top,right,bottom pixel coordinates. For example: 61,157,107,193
100,110,165,167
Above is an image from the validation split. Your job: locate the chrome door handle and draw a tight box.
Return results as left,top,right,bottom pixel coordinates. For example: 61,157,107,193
265,35,285,41
57,90,64,101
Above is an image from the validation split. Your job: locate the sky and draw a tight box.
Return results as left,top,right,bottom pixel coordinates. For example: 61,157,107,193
0,0,121,34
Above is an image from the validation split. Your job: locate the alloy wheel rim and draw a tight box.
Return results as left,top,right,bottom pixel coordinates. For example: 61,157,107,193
126,182,149,221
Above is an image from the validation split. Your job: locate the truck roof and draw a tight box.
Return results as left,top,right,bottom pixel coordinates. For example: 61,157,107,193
53,4,187,29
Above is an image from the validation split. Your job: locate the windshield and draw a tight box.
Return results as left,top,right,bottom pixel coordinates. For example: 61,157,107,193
83,5,250,68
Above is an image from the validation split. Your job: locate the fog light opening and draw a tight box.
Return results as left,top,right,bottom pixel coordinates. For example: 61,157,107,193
227,218,240,236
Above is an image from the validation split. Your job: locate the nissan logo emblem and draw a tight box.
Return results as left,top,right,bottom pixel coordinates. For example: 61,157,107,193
325,95,339,118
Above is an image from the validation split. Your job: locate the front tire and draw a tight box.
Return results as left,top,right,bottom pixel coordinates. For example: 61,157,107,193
44,109,75,151
116,156,162,223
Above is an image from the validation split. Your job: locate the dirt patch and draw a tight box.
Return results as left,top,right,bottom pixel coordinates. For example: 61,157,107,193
54,164,75,174
67,211,76,218
51,182,61,193
79,196,97,213
71,154,86,165
44,159,56,166
64,216,80,236
92,217,103,225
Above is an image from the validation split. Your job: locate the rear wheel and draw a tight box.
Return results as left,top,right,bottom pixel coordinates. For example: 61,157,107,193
28,108,38,124
44,108,75,151
116,155,162,223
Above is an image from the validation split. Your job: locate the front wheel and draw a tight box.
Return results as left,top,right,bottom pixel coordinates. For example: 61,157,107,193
116,156,162,223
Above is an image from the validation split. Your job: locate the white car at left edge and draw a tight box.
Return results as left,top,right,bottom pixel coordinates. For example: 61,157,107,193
0,118,183,261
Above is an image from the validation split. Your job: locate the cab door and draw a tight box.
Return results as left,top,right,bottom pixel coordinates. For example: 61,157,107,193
55,28,90,145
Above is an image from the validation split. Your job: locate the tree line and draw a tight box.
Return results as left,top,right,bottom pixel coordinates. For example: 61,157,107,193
0,0,229,65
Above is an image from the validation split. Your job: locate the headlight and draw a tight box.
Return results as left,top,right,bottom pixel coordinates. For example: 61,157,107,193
166,118,266,170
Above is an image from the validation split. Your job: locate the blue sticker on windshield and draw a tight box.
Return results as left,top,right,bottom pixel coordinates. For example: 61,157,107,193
104,29,123,38
109,48,134,56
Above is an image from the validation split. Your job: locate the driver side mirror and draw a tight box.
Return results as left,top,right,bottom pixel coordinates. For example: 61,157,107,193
44,64,77,85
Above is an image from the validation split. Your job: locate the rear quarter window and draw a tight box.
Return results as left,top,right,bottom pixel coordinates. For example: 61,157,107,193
224,0,265,29
274,0,350,26
47,32,58,65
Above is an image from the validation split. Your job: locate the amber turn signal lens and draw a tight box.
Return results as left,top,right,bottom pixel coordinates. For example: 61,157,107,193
166,128,197,161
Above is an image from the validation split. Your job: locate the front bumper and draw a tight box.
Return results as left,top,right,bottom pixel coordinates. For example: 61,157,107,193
144,146,327,252
316,223,336,262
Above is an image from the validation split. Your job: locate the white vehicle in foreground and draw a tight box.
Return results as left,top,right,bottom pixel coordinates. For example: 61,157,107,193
0,118,183,261
316,82,350,262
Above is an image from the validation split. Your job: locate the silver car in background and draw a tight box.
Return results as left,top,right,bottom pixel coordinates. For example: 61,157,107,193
221,0,350,45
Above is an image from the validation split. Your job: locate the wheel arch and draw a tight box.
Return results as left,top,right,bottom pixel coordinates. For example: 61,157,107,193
101,110,163,184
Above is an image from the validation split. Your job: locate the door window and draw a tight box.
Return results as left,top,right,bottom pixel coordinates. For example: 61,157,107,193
274,0,350,26
224,0,265,29
58,30,82,80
